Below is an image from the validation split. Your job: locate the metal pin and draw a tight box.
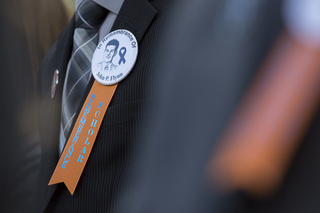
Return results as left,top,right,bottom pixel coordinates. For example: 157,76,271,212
51,69,59,99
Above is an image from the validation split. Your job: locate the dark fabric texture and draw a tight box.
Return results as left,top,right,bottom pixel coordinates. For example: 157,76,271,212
122,0,320,213
36,0,174,212
121,0,286,213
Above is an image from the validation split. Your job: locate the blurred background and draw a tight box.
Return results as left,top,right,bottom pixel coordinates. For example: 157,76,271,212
1,0,320,212
63,0,76,14
0,0,74,212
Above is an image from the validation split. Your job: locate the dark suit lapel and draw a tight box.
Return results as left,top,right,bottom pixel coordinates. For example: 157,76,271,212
40,0,157,211
111,0,157,42
38,16,75,213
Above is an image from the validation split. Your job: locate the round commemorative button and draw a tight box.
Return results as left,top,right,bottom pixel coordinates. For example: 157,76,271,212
91,29,138,85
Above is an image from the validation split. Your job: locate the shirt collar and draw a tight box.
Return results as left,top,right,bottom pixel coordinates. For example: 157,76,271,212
93,0,124,14
76,0,124,15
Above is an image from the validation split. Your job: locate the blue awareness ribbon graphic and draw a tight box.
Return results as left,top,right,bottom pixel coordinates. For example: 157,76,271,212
118,47,127,65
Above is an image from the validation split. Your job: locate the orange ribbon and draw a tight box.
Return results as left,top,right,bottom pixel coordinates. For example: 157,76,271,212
207,31,320,197
49,81,117,194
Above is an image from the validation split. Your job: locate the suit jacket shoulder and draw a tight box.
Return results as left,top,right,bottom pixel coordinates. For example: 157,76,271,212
36,16,75,213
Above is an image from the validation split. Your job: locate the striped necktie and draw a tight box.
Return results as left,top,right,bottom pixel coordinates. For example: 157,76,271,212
59,0,107,153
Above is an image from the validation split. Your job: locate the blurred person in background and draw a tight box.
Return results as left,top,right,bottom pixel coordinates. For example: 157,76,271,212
121,0,320,212
0,0,68,212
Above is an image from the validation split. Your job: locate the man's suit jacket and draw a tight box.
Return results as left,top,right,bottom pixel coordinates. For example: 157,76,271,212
125,0,320,212
122,1,286,213
36,0,175,212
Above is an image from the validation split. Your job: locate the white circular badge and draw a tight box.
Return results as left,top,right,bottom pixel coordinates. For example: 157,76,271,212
91,29,138,85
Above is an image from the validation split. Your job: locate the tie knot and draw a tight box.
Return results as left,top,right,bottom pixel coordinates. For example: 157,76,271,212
75,0,108,29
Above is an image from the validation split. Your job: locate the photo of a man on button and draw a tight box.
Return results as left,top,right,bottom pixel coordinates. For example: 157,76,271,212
97,39,119,72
